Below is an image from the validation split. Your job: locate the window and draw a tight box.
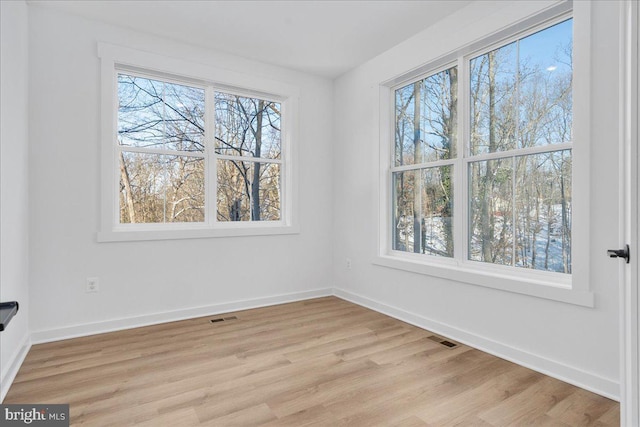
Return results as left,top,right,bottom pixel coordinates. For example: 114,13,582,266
117,73,282,224
380,6,591,305
393,66,457,258
466,20,573,274
214,92,282,222
98,44,298,241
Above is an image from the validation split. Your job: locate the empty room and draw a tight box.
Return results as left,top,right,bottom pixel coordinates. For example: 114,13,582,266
1,0,638,425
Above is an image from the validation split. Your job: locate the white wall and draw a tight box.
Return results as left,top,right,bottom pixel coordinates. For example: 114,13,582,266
0,0,31,401
333,1,621,399
27,5,334,340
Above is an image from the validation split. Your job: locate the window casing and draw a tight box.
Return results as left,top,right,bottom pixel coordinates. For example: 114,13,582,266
377,4,593,306
98,44,299,241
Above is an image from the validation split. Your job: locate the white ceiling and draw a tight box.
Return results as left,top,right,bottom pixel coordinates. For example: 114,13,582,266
29,0,472,78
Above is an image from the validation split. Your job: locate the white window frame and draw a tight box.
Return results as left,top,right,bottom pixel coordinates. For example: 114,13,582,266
375,2,594,307
97,43,299,242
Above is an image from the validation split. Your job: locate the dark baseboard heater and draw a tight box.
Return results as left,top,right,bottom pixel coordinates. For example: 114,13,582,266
0,301,19,331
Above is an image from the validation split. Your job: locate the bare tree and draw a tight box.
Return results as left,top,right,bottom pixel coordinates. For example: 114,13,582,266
117,74,281,224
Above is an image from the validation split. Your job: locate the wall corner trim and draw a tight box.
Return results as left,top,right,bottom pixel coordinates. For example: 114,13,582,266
1,334,32,402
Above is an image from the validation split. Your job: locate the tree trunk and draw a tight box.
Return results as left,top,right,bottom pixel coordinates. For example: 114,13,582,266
395,110,405,250
560,171,570,273
394,176,403,250
119,152,136,223
230,199,241,221
544,201,553,270
168,158,185,222
251,101,264,221
480,52,497,262
443,68,457,256
531,187,540,269
394,91,413,251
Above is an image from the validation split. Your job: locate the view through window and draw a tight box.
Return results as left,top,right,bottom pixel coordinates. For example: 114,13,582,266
117,73,283,225
392,18,573,274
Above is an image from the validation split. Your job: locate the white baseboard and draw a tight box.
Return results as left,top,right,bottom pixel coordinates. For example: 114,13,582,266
15,286,620,403
30,288,333,344
333,287,620,401
1,334,31,403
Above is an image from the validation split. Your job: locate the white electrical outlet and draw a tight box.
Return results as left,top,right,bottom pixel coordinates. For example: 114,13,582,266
86,277,99,293
346,258,352,269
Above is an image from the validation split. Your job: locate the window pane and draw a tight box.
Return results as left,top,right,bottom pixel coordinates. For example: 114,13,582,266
392,170,417,252
422,166,454,256
119,152,204,223
469,158,514,265
470,42,518,155
470,19,573,155
217,160,280,222
514,150,571,273
215,93,281,160
395,67,457,166
393,166,453,257
518,20,573,148
118,74,204,152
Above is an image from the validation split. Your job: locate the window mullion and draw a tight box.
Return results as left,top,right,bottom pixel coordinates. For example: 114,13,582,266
515,39,521,148
162,82,168,223
457,54,468,264
391,158,455,173
215,153,282,164
466,142,573,162
388,88,397,254
512,155,517,266
117,146,206,158
206,86,217,226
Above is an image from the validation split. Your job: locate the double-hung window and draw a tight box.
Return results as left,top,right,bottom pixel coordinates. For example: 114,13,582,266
465,20,573,274
382,6,590,305
98,44,298,241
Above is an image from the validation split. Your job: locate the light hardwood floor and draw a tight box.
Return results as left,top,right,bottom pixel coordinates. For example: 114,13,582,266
5,297,619,426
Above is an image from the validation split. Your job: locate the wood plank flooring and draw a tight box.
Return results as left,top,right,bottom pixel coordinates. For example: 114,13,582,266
4,297,619,426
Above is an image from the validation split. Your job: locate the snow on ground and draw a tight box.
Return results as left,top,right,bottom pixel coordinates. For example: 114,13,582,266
396,204,570,273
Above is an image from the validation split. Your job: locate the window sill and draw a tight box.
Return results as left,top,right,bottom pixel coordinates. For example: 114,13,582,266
373,254,594,307
97,224,300,242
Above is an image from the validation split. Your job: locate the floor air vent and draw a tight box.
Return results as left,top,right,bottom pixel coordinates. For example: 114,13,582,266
428,335,459,349
210,316,238,324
